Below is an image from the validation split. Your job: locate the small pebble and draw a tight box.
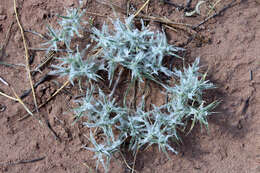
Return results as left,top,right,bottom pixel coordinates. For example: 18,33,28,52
216,40,221,44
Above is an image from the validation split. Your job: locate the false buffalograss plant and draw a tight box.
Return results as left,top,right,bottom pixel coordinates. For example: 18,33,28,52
50,46,104,85
43,8,86,52
45,6,219,172
92,15,184,85
164,58,218,132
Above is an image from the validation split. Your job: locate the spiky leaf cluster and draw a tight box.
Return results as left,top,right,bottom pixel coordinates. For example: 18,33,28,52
84,131,122,172
43,8,86,52
92,15,184,84
73,87,126,172
164,58,218,131
50,47,103,85
76,93,183,172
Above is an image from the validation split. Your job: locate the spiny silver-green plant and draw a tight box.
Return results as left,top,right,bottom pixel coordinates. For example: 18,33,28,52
50,46,104,85
57,8,86,49
45,6,218,172
43,7,86,52
164,58,218,131
43,25,62,52
84,131,122,172
71,58,218,172
83,88,126,133
72,86,97,122
74,87,128,172
92,15,184,85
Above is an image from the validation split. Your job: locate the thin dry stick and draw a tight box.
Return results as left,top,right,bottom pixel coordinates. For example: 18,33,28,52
31,50,55,76
139,15,200,39
109,0,118,18
193,0,236,29
145,0,149,14
119,151,137,173
9,84,42,126
11,87,34,116
0,90,18,101
92,0,192,32
45,119,61,142
14,0,38,112
0,76,9,86
132,145,139,173
13,156,45,165
207,0,223,16
0,156,45,166
133,0,150,18
0,21,14,59
28,47,72,53
0,76,33,115
92,48,102,57
126,0,130,16
109,68,124,99
163,24,190,39
82,162,96,173
163,24,178,33
86,11,132,19
85,11,108,18
139,14,194,28
18,80,70,121
0,61,25,69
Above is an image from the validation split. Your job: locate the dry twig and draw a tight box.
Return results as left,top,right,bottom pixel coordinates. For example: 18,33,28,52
119,151,137,173
109,68,124,99
11,87,34,117
133,0,150,18
0,76,36,121
0,21,14,59
82,162,96,173
0,90,18,101
31,50,55,76
193,0,237,29
0,156,45,166
132,145,139,173
14,0,38,112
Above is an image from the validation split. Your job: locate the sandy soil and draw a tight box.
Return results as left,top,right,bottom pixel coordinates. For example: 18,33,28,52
0,0,259,172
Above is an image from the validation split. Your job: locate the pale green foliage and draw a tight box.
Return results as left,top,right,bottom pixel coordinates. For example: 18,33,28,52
72,86,97,121
92,15,184,85
43,25,62,52
45,7,218,172
50,47,103,85
71,58,218,172
84,131,122,172
43,8,86,52
164,58,218,131
57,8,86,49
83,89,126,132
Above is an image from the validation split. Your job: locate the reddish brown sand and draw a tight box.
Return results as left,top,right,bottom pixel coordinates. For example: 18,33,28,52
0,0,259,172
